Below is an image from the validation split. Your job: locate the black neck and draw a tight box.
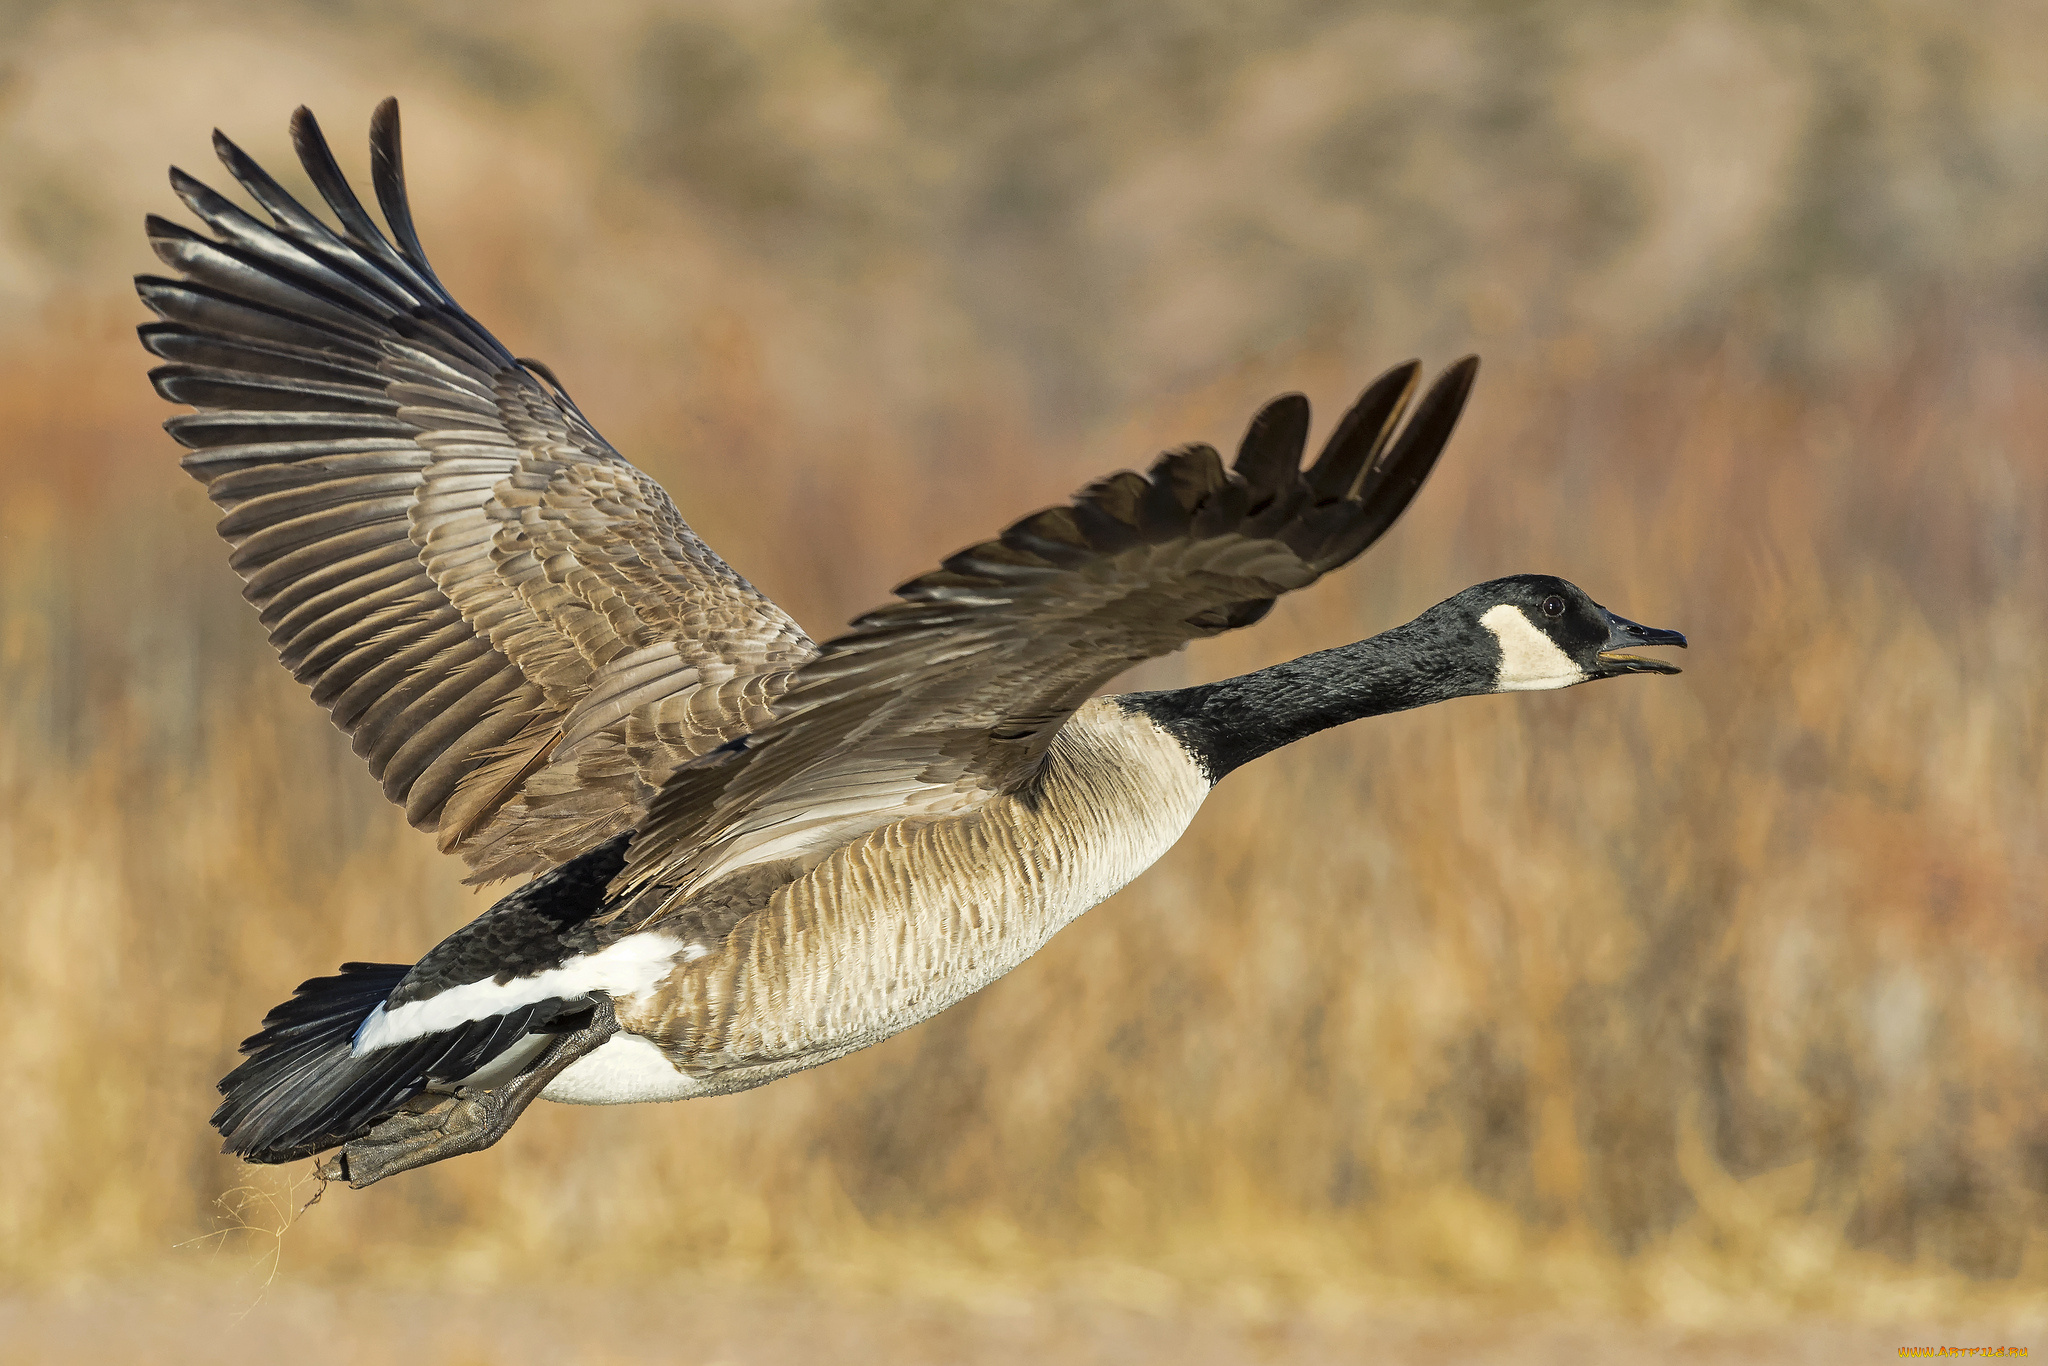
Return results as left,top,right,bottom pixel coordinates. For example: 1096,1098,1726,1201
1117,603,1496,781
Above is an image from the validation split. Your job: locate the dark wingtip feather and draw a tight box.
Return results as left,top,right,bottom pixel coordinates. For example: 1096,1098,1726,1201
210,127,267,196
288,106,351,216
1315,355,1480,569
289,106,379,250
211,124,328,238
368,96,441,289
287,104,321,147
1305,360,1421,503
142,212,196,243
1232,392,1311,497
1364,355,1477,500
283,102,453,309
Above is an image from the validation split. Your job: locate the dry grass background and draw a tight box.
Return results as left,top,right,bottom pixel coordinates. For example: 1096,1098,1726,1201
1,0,2046,1359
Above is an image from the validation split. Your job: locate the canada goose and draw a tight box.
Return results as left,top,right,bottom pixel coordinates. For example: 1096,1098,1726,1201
140,101,1685,1188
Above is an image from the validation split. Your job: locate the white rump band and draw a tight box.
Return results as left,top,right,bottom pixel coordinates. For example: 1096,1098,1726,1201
352,932,684,1054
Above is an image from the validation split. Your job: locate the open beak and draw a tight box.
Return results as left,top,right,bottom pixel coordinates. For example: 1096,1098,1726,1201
1594,608,1686,676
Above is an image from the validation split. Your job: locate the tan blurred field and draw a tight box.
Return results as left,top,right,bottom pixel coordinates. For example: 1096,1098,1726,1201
1,1,2046,1361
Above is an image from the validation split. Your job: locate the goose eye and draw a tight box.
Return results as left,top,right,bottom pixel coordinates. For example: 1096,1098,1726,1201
1541,595,1565,619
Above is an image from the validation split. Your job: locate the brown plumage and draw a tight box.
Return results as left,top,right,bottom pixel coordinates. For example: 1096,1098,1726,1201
621,699,1214,1088
142,101,814,886
143,98,1474,905
620,360,1475,907
147,101,1547,1187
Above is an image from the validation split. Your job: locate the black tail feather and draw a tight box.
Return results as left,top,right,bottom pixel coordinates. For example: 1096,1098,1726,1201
213,837,638,1164
213,962,408,1163
212,963,572,1165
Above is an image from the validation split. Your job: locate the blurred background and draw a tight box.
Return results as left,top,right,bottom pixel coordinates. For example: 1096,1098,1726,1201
1,0,2045,1361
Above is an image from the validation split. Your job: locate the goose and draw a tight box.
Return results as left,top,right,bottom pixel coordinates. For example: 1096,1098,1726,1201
138,100,1685,1188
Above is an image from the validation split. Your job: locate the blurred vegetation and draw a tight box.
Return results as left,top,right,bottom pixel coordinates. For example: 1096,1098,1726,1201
0,0,2044,1341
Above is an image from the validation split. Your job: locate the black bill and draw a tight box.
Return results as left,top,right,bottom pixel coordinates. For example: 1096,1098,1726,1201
1593,609,1686,676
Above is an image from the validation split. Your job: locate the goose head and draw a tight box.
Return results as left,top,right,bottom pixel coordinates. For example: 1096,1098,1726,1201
1114,572,1686,783
1464,574,1686,692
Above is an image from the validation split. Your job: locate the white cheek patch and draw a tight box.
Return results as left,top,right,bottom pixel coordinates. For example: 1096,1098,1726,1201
1480,604,1587,692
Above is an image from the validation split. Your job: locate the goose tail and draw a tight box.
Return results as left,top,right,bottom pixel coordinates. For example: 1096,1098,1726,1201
213,962,417,1164
211,836,641,1165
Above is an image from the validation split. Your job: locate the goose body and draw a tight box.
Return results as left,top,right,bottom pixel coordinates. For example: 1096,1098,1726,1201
140,101,1684,1184
315,697,1205,1124
609,699,1208,1098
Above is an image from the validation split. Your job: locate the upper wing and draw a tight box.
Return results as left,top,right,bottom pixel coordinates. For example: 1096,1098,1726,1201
138,99,814,883
621,357,1478,902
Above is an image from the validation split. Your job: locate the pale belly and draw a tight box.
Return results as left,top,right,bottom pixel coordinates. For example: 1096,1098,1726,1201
544,1033,706,1104
545,702,1211,1106
542,827,1197,1107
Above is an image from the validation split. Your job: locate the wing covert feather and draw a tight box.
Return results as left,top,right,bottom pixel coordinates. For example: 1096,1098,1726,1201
623,359,1478,901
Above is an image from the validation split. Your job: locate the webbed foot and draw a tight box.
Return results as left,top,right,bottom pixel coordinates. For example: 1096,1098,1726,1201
319,996,619,1188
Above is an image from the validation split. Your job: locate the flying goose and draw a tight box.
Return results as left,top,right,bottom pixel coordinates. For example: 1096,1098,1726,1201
139,101,1685,1188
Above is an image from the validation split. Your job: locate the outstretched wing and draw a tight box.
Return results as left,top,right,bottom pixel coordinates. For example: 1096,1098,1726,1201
138,99,814,884
622,357,1478,901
